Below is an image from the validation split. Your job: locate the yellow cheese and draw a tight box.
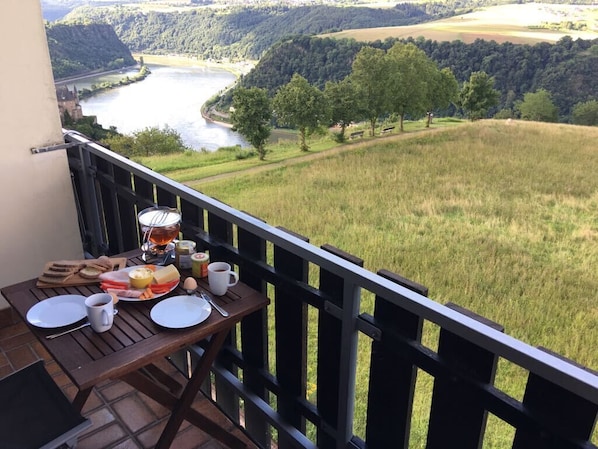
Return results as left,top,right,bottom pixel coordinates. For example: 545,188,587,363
153,265,180,284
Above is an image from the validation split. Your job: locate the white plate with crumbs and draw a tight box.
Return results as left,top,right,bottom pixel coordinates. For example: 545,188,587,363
150,295,211,329
26,295,87,328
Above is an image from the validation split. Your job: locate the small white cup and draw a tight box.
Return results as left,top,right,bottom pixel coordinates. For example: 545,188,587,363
207,262,239,296
85,293,114,333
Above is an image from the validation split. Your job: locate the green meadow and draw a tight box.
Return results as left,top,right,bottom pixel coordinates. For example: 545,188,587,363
142,120,598,446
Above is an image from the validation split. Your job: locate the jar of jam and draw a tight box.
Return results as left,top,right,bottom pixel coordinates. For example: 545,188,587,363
191,252,209,278
175,240,196,270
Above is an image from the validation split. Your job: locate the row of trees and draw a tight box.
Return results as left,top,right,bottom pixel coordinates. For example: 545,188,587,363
231,42,501,158
230,35,598,123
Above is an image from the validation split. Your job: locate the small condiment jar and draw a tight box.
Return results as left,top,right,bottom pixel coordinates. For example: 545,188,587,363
191,252,209,278
175,240,196,270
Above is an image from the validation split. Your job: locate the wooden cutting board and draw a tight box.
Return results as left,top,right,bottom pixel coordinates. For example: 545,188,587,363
36,257,127,288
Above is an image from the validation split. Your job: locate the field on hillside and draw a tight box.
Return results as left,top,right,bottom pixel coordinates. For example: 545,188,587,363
324,3,598,44
194,120,598,446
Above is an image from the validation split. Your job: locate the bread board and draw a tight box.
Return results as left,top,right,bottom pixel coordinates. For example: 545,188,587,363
36,257,127,288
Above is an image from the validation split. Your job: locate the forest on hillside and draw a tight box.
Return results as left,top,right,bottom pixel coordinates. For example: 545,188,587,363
47,22,136,79
221,35,598,121
63,3,443,60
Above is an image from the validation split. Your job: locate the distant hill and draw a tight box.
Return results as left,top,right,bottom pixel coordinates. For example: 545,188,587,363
46,22,137,80
63,4,437,60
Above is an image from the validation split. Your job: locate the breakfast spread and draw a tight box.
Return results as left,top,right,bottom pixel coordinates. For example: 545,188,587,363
99,264,180,300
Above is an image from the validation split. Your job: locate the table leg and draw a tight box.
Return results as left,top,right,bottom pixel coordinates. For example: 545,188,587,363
72,388,92,412
155,329,242,449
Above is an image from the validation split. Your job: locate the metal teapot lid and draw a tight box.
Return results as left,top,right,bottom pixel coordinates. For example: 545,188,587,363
138,207,181,227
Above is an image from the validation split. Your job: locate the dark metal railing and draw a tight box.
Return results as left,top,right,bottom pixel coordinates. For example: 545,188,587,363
64,130,598,449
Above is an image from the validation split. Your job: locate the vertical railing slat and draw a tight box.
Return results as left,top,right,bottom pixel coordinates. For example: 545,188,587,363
274,227,309,449
205,211,238,422
426,302,504,449
238,224,270,447
317,245,363,449
365,269,426,449
512,348,598,449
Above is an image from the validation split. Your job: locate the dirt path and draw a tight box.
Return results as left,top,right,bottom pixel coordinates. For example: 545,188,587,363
186,126,448,187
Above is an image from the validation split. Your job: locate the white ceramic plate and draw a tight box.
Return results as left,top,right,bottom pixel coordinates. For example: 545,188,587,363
26,295,87,328
100,265,179,302
150,295,211,329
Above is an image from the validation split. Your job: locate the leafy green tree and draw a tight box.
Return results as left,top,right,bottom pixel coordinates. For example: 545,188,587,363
272,74,329,152
516,89,559,122
571,100,598,126
132,126,189,157
231,87,272,160
349,46,390,136
424,67,458,128
324,77,362,142
458,71,500,121
386,42,436,131
102,126,188,157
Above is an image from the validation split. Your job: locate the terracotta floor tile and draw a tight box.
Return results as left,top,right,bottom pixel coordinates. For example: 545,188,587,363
110,438,143,449
84,406,117,435
77,422,128,449
137,419,168,449
113,393,162,433
169,424,211,449
137,390,170,419
5,345,38,369
100,379,136,402
0,322,29,342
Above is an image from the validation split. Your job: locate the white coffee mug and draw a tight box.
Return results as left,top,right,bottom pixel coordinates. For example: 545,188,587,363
207,262,239,296
85,293,114,333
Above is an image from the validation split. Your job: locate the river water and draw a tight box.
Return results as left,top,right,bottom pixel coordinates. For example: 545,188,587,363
60,64,248,151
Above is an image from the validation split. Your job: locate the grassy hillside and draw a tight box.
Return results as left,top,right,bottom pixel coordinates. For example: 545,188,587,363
323,3,598,44
194,121,598,372
138,120,598,446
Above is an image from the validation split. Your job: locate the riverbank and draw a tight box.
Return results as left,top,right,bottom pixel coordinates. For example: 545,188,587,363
132,54,255,77
54,64,140,85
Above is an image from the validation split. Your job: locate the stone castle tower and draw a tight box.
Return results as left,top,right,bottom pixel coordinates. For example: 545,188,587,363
56,85,83,123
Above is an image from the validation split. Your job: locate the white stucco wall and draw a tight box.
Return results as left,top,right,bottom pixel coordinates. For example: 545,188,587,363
0,1,83,302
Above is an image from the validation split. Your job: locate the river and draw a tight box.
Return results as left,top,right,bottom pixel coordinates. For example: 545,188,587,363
59,64,248,151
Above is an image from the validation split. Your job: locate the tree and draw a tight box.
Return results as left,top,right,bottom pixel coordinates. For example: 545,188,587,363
386,42,435,131
324,77,362,142
516,89,558,122
102,126,188,157
458,71,500,120
424,67,459,127
571,100,598,126
349,46,390,136
231,87,272,160
272,74,329,152
133,126,189,157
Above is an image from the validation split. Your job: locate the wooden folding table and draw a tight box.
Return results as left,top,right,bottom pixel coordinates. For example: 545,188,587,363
2,250,269,449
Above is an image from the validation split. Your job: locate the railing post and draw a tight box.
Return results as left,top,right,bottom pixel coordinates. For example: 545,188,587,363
365,270,427,449
274,227,310,449
426,302,504,449
317,245,363,449
512,347,598,449
238,221,269,447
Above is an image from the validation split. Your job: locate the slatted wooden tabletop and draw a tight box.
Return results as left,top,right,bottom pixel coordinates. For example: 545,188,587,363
2,250,269,393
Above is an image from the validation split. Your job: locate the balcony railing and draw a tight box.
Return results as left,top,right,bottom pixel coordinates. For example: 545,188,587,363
64,130,598,449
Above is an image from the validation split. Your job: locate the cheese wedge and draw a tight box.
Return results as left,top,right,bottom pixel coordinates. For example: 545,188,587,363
153,265,180,284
